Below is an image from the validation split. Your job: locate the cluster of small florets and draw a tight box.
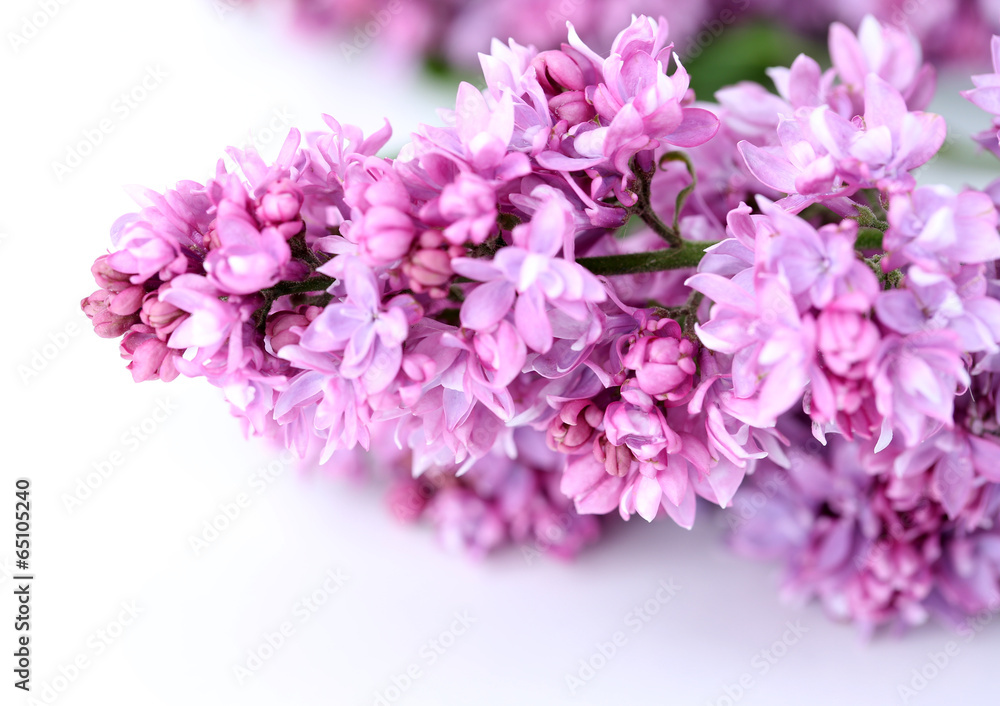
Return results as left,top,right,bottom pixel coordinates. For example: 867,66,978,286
85,14,1000,630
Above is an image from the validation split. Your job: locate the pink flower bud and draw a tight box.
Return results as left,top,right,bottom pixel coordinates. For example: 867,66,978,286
257,178,304,224
604,401,680,460
354,206,415,265
140,291,187,340
621,319,697,403
546,400,603,454
593,435,634,477
120,325,180,382
532,49,588,92
91,255,133,292
82,291,139,338
266,306,322,352
106,284,145,316
404,248,453,292
549,91,595,125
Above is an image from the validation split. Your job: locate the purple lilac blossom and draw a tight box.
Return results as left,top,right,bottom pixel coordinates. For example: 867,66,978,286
82,13,1000,627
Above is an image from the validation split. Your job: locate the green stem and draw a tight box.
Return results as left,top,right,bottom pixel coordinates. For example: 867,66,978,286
855,227,884,251
252,276,336,331
629,160,683,247
576,240,718,276
637,210,682,247
659,151,698,236
257,241,716,326
262,276,335,297
259,229,873,300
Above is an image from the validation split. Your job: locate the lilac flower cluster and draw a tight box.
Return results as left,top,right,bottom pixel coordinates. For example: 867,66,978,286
85,14,1000,630
730,422,1000,635
684,16,1000,629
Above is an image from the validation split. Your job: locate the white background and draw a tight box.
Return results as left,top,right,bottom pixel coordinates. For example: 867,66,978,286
3,1,1000,704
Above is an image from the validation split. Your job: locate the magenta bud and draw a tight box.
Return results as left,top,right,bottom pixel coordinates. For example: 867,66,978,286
266,306,321,353
257,178,304,223
549,91,595,124
108,284,146,316
140,291,186,339
82,291,139,339
91,255,133,292
357,206,415,265
621,318,697,403
532,49,587,92
404,249,453,290
547,400,603,454
593,436,634,477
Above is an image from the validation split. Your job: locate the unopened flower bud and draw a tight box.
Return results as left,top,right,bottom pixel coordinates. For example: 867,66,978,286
547,400,603,453
593,435,634,477
257,178,304,224
549,91,595,124
82,290,139,338
532,49,588,92
91,255,134,292
621,318,696,403
266,306,322,352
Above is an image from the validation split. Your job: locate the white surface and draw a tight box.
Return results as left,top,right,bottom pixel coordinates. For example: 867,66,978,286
3,2,1000,704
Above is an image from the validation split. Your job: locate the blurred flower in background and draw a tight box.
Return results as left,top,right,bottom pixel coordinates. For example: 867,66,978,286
240,0,1000,73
